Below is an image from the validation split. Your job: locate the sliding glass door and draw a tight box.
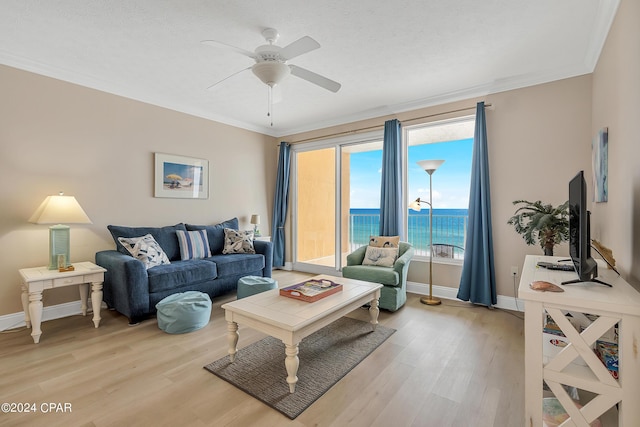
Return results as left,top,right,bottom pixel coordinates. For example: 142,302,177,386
292,135,383,274
295,147,338,271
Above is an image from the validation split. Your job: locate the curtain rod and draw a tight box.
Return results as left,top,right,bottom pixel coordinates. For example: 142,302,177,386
287,103,492,145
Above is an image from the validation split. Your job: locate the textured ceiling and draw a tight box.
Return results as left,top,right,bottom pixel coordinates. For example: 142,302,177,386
0,1,619,137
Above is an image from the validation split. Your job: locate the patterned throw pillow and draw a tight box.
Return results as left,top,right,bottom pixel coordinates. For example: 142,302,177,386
362,246,399,267
222,228,255,254
176,230,212,260
117,234,171,269
369,235,400,248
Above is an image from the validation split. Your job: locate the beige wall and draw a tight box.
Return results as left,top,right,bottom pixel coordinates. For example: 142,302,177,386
0,65,277,317
591,0,640,287
282,75,594,299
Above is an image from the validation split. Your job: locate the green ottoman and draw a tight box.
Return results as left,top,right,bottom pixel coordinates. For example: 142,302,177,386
237,276,278,299
156,291,212,334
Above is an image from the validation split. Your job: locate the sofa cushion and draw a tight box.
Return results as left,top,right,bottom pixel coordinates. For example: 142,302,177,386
222,228,255,254
342,265,400,287
117,234,171,269
176,230,211,260
205,254,264,278
147,260,218,293
186,218,238,255
108,223,187,261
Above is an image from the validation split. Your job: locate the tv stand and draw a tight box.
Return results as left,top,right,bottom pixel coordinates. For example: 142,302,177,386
519,255,640,426
561,278,612,287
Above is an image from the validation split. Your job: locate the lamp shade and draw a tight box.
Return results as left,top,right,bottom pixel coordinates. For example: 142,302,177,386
29,194,92,224
250,214,261,225
408,198,422,211
417,159,445,175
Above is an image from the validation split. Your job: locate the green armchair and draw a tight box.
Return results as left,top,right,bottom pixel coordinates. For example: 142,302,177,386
341,242,414,311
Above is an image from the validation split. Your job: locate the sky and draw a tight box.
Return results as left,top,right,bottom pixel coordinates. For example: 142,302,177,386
349,138,474,209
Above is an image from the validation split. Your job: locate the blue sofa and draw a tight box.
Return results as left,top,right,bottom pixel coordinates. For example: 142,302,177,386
95,218,272,324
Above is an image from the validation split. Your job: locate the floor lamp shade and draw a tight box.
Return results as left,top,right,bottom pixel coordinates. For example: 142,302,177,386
29,193,92,269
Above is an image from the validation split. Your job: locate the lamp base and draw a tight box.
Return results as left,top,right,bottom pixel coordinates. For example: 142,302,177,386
420,296,442,306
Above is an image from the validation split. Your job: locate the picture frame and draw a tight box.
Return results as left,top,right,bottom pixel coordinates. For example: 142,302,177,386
592,127,608,203
154,153,209,199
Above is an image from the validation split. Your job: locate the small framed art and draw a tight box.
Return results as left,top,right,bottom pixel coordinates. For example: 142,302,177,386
154,153,209,199
592,127,608,203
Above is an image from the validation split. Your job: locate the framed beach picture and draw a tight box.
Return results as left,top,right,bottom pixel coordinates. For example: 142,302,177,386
592,127,608,203
154,153,209,199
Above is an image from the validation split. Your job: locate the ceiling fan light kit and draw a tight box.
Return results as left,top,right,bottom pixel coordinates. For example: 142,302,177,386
251,61,290,87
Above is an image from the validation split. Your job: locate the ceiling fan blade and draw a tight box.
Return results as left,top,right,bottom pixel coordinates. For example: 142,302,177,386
207,67,251,90
279,36,320,60
289,65,341,93
201,40,256,59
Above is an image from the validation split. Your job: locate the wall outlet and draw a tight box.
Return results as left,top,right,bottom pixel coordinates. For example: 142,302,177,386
511,266,519,276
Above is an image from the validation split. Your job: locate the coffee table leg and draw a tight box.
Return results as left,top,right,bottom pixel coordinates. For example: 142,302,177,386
227,321,239,362
369,297,379,331
285,343,299,393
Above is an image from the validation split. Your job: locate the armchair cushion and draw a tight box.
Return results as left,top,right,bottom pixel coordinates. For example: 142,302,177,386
369,235,400,248
362,246,398,267
342,265,400,286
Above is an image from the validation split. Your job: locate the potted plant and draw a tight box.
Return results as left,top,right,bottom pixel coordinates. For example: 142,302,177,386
507,200,569,256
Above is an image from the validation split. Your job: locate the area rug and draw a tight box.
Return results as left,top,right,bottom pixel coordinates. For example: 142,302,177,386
204,316,395,419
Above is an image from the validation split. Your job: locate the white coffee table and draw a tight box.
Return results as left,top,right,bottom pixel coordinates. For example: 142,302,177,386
222,274,382,393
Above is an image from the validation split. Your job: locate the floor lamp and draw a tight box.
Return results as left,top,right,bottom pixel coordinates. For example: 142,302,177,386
409,159,444,305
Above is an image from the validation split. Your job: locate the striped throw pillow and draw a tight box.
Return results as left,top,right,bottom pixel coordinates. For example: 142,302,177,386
176,230,212,260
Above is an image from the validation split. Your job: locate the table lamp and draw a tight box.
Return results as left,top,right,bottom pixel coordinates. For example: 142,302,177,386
409,159,444,305
250,214,261,237
29,192,92,269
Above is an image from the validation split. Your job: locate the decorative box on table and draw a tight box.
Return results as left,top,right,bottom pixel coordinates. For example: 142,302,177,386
280,279,343,302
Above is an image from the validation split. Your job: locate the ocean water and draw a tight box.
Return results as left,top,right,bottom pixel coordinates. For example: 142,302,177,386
349,208,469,252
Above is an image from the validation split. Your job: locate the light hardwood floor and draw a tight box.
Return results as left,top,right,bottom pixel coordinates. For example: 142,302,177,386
0,270,524,427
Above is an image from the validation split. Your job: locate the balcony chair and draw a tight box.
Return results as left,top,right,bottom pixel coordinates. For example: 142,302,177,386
342,242,414,312
432,243,465,259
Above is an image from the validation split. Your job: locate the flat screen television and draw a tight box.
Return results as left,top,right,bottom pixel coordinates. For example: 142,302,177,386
563,171,610,287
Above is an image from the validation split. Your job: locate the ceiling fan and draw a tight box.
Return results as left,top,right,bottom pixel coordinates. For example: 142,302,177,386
202,28,341,93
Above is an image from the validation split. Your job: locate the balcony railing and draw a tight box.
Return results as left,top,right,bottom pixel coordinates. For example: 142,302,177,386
348,213,468,259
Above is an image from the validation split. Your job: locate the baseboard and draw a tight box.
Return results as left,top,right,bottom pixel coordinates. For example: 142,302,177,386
407,281,524,312
0,300,88,332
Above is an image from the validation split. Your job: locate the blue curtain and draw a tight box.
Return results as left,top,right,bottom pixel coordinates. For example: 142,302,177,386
457,102,497,306
271,142,291,267
379,119,403,237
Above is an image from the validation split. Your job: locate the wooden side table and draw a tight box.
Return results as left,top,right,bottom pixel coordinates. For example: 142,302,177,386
19,261,107,344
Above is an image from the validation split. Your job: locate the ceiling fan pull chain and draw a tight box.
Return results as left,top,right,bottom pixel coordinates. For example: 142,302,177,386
268,86,274,126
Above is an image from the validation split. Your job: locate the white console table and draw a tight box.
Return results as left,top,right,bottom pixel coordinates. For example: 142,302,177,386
518,255,640,426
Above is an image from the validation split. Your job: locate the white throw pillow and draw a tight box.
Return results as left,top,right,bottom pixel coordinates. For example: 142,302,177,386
362,246,399,267
117,234,171,269
222,228,255,254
